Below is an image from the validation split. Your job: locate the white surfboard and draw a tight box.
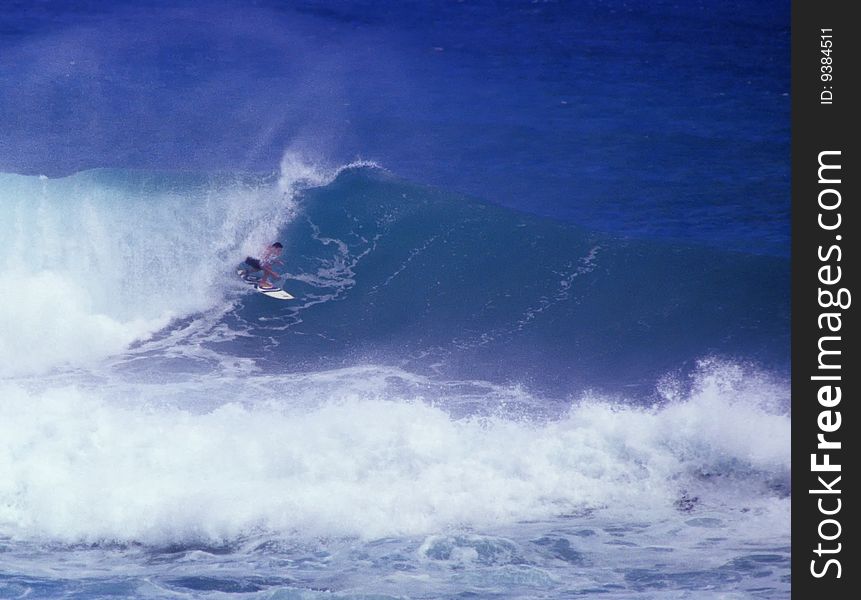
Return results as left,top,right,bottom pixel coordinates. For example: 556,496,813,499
237,269,294,300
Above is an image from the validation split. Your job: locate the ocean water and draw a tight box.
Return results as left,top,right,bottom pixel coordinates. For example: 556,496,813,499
1,1,790,598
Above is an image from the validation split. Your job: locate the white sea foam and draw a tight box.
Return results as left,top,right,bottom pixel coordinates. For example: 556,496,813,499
0,156,348,377
0,362,789,545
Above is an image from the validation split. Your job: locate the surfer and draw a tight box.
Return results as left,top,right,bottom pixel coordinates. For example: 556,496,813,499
241,242,284,289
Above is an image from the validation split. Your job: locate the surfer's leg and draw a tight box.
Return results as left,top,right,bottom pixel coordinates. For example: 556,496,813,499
244,257,262,276
259,266,277,288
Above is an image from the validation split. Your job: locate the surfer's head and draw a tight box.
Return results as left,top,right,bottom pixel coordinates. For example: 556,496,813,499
272,242,283,249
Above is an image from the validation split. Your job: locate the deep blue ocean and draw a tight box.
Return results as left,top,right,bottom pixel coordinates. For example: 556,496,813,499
1,1,790,598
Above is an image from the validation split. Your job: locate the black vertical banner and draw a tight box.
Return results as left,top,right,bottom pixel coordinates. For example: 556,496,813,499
792,0,858,596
